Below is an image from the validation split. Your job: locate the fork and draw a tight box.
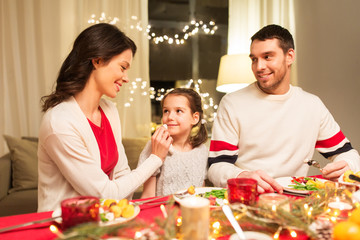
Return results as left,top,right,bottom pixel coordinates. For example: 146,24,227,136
132,196,166,206
173,190,190,199
304,159,323,171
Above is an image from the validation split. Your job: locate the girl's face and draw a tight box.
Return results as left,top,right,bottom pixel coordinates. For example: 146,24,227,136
162,94,199,139
92,49,133,98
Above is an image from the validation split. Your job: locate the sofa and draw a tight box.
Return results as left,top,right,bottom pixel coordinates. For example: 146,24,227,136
0,135,149,217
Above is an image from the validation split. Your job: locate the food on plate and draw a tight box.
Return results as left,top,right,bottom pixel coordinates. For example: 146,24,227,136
117,198,129,208
176,187,227,207
202,189,227,199
343,170,360,183
187,185,195,195
100,198,135,222
197,189,227,206
103,199,117,207
109,205,122,218
288,176,325,191
121,204,135,218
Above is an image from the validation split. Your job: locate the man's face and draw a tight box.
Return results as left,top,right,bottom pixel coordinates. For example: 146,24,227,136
249,38,294,95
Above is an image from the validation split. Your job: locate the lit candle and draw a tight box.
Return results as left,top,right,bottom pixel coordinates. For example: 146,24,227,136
49,225,65,239
328,201,353,210
180,197,210,240
160,204,168,218
258,193,290,211
327,198,353,219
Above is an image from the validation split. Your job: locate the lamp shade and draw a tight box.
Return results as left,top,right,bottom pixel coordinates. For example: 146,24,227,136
216,54,255,93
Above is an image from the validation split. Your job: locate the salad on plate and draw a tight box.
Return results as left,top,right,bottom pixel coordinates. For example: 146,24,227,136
173,186,227,207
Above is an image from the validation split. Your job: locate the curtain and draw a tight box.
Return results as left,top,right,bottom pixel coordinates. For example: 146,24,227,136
228,0,297,84
0,0,150,156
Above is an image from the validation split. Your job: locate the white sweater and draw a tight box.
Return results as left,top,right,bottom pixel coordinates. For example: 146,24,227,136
138,141,208,196
208,83,360,187
38,97,162,212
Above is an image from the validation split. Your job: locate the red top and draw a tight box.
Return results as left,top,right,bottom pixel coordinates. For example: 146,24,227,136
88,107,118,178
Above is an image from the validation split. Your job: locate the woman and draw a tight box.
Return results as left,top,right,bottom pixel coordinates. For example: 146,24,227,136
38,23,172,212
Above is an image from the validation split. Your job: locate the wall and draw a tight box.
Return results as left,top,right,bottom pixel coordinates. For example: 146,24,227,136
294,0,360,175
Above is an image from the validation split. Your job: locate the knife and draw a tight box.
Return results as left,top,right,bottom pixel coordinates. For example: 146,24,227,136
349,174,360,183
0,215,61,233
282,189,309,197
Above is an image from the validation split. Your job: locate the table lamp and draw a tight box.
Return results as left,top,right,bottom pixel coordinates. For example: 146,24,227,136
216,54,255,93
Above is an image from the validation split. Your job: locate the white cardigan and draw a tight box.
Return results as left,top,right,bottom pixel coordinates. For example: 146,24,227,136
37,97,162,212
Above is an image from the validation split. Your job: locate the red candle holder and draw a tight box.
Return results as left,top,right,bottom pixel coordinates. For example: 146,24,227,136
227,178,258,205
61,196,100,229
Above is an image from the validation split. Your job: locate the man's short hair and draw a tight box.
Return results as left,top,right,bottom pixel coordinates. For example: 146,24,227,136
251,24,294,53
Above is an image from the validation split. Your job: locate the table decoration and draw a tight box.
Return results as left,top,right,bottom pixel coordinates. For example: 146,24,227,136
52,184,359,240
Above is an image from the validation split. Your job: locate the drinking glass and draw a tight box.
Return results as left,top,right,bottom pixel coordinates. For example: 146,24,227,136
227,178,258,205
61,196,100,229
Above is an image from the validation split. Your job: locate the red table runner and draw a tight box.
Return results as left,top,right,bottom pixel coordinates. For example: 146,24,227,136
0,192,312,240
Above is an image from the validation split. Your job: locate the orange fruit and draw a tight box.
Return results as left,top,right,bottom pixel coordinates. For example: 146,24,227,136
349,208,360,226
333,221,360,240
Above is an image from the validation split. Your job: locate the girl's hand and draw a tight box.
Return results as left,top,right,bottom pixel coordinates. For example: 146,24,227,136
151,125,173,161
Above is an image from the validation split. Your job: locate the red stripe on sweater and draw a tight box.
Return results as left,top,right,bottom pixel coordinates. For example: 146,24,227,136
210,140,238,152
315,131,346,149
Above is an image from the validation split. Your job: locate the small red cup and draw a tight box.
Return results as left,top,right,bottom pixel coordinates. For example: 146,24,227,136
227,178,258,205
61,196,100,229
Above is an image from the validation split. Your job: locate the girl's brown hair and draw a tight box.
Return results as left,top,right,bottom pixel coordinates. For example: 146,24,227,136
161,88,208,148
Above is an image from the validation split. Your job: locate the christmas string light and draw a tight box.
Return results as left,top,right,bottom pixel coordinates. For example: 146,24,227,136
88,13,218,45
87,13,219,123
150,20,218,45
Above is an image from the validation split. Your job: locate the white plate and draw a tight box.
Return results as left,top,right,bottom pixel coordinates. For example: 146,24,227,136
275,176,326,195
173,187,226,208
229,231,273,240
52,202,140,226
338,173,360,187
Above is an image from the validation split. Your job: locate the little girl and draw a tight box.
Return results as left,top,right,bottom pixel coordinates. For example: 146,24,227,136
138,88,209,197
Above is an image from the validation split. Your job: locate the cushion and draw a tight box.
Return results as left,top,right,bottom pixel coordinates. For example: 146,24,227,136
3,135,38,193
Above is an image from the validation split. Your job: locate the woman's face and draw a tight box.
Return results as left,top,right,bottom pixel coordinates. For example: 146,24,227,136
92,49,133,98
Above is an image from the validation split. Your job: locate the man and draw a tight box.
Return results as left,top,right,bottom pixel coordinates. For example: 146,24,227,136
208,24,360,193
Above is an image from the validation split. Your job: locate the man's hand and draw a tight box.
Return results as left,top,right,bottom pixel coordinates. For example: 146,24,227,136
237,170,283,194
321,160,350,180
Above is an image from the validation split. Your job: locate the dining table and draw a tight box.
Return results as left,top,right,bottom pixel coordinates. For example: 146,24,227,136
0,181,318,240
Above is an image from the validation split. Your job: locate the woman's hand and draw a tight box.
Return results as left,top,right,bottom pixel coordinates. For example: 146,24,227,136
151,125,173,162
